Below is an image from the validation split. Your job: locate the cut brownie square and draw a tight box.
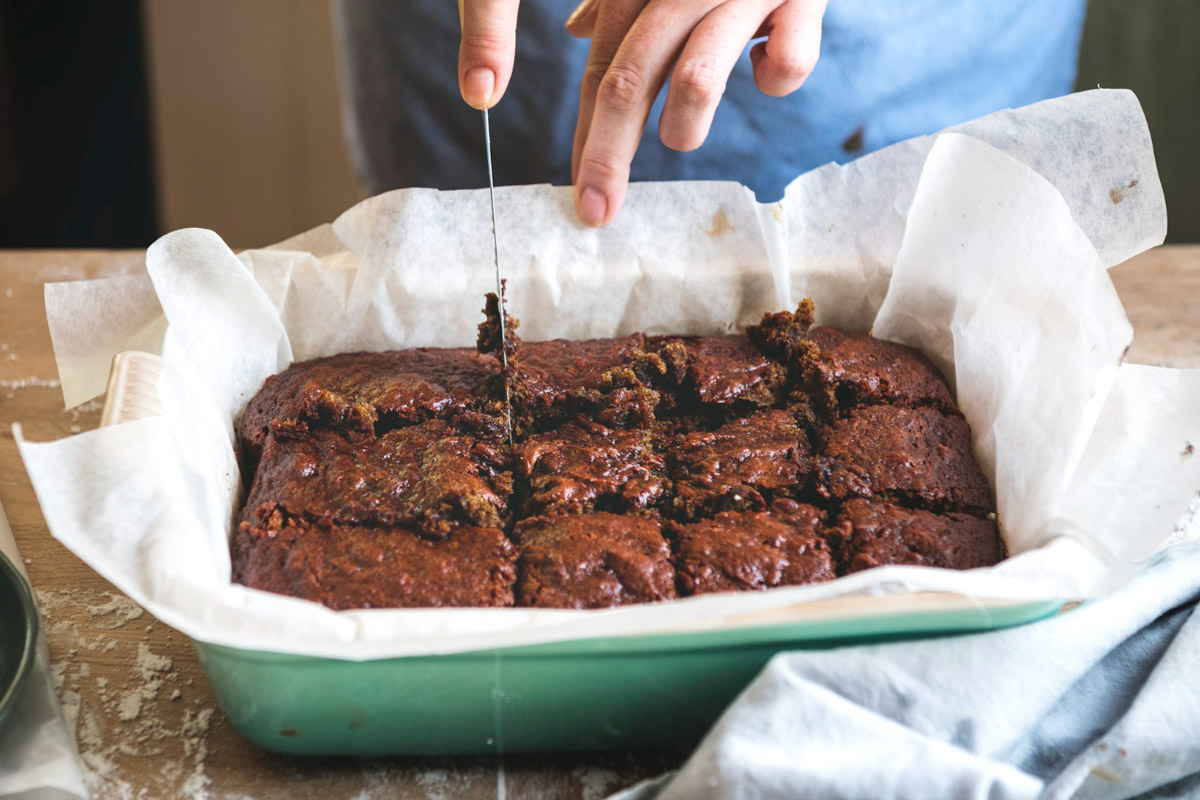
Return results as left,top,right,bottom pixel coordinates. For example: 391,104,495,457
509,336,665,433
242,419,512,538
514,513,677,608
516,420,667,516
232,516,516,610
804,327,955,414
832,499,1002,573
666,335,787,415
672,408,813,519
238,348,505,468
817,405,993,516
671,500,835,595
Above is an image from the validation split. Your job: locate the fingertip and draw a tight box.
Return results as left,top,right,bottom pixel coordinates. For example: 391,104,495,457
576,185,608,227
462,66,497,109
564,0,599,37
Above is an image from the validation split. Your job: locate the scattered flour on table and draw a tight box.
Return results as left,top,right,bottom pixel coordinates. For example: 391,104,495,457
346,760,493,800
0,375,59,390
72,397,105,414
34,587,216,799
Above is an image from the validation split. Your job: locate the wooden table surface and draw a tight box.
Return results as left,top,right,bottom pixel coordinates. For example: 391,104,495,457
1,246,1197,799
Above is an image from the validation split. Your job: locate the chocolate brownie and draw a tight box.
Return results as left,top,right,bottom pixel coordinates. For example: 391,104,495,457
672,408,813,519
509,336,667,433
242,419,512,538
238,347,505,469
232,514,516,610
671,500,836,595
832,499,1002,573
514,513,676,608
516,420,666,515
674,334,787,412
804,327,955,414
817,405,993,516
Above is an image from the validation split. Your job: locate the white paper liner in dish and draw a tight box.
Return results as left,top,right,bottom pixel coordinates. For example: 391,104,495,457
18,89,1200,659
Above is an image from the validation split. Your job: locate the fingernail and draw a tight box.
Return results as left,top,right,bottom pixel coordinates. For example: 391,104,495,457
577,186,608,227
463,66,495,108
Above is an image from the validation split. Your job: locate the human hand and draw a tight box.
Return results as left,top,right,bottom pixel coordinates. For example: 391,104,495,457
567,0,827,227
458,0,522,109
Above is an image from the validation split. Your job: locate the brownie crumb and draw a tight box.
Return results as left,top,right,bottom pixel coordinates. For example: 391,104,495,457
746,298,816,367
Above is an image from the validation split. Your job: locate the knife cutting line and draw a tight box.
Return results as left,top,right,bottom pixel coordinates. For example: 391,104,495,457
483,108,515,447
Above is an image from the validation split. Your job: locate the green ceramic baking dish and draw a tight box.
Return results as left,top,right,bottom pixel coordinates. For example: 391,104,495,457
104,351,1060,755
193,594,1060,755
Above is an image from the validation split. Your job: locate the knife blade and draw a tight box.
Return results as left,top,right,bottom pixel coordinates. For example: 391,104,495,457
482,108,514,446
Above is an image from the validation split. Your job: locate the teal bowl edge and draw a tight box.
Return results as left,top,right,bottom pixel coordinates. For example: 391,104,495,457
0,550,39,734
192,598,1061,756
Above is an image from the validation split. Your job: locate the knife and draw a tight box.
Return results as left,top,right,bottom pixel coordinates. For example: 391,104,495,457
482,108,514,446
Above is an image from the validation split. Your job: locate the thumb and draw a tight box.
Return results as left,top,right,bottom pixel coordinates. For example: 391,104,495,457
459,0,522,109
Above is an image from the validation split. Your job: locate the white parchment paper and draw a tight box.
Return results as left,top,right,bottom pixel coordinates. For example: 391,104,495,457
18,90,1200,660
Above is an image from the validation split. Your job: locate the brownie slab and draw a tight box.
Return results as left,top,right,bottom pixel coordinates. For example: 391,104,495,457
514,513,676,608
671,500,836,595
516,420,666,515
832,499,1002,573
242,420,512,538
232,516,516,610
817,405,993,516
238,348,505,467
510,336,664,433
672,409,813,519
804,326,955,414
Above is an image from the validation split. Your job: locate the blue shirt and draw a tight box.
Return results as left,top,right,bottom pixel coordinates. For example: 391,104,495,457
335,0,1087,202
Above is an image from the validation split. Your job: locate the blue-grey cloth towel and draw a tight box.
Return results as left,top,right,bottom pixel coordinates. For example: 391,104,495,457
613,542,1200,800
